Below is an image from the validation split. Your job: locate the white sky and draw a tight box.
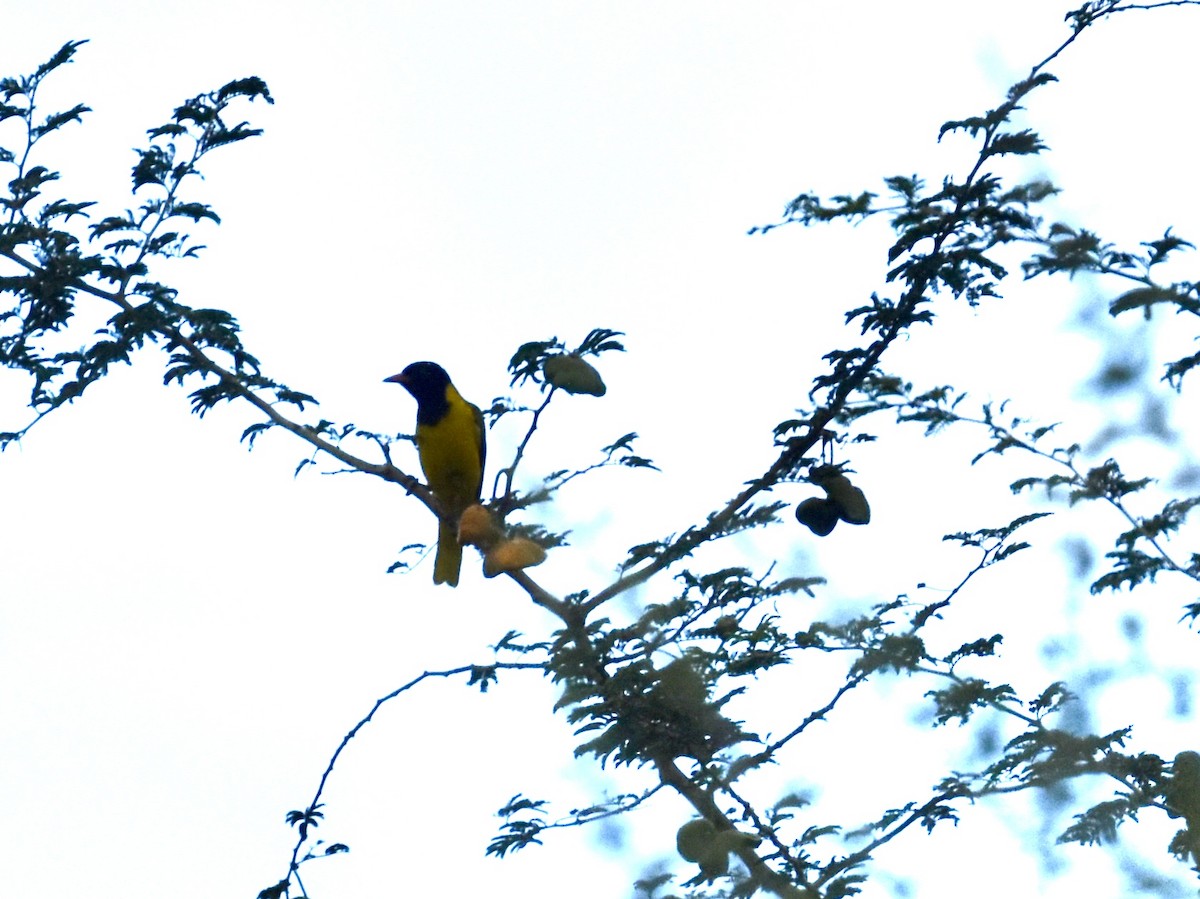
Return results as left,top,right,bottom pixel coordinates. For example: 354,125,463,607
2,3,1199,898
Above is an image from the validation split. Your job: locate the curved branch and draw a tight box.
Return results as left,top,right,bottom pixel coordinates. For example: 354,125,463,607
284,660,545,890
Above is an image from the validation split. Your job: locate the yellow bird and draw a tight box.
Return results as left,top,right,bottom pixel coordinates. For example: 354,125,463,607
385,362,486,587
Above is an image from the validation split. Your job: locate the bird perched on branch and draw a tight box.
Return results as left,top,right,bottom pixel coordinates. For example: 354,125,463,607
385,362,486,587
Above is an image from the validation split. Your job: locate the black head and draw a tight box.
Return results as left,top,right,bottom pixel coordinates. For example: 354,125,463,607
385,361,452,411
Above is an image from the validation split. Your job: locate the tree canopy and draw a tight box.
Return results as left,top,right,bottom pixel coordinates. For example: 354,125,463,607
3,3,1199,898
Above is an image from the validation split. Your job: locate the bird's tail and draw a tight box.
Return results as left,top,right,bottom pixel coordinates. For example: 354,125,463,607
433,519,462,587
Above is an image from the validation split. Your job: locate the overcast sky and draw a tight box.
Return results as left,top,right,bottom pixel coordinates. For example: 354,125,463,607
3,3,1199,898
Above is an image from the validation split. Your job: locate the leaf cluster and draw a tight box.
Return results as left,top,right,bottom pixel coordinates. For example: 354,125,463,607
1,41,287,447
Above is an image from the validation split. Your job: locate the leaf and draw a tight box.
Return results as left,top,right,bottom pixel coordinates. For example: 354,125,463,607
1108,286,1185,317
170,201,221,224
983,129,1047,158
32,103,90,139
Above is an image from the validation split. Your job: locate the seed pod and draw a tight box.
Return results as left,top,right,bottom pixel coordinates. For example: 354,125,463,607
655,657,709,716
714,828,760,855
543,354,607,396
1167,751,1200,821
675,819,717,863
697,843,730,880
795,496,839,536
482,536,547,577
829,482,871,525
457,504,503,549
810,467,871,526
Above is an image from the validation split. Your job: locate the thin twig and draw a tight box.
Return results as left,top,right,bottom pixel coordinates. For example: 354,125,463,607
284,661,544,890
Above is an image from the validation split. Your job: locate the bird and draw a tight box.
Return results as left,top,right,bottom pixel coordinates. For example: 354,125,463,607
385,362,486,587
